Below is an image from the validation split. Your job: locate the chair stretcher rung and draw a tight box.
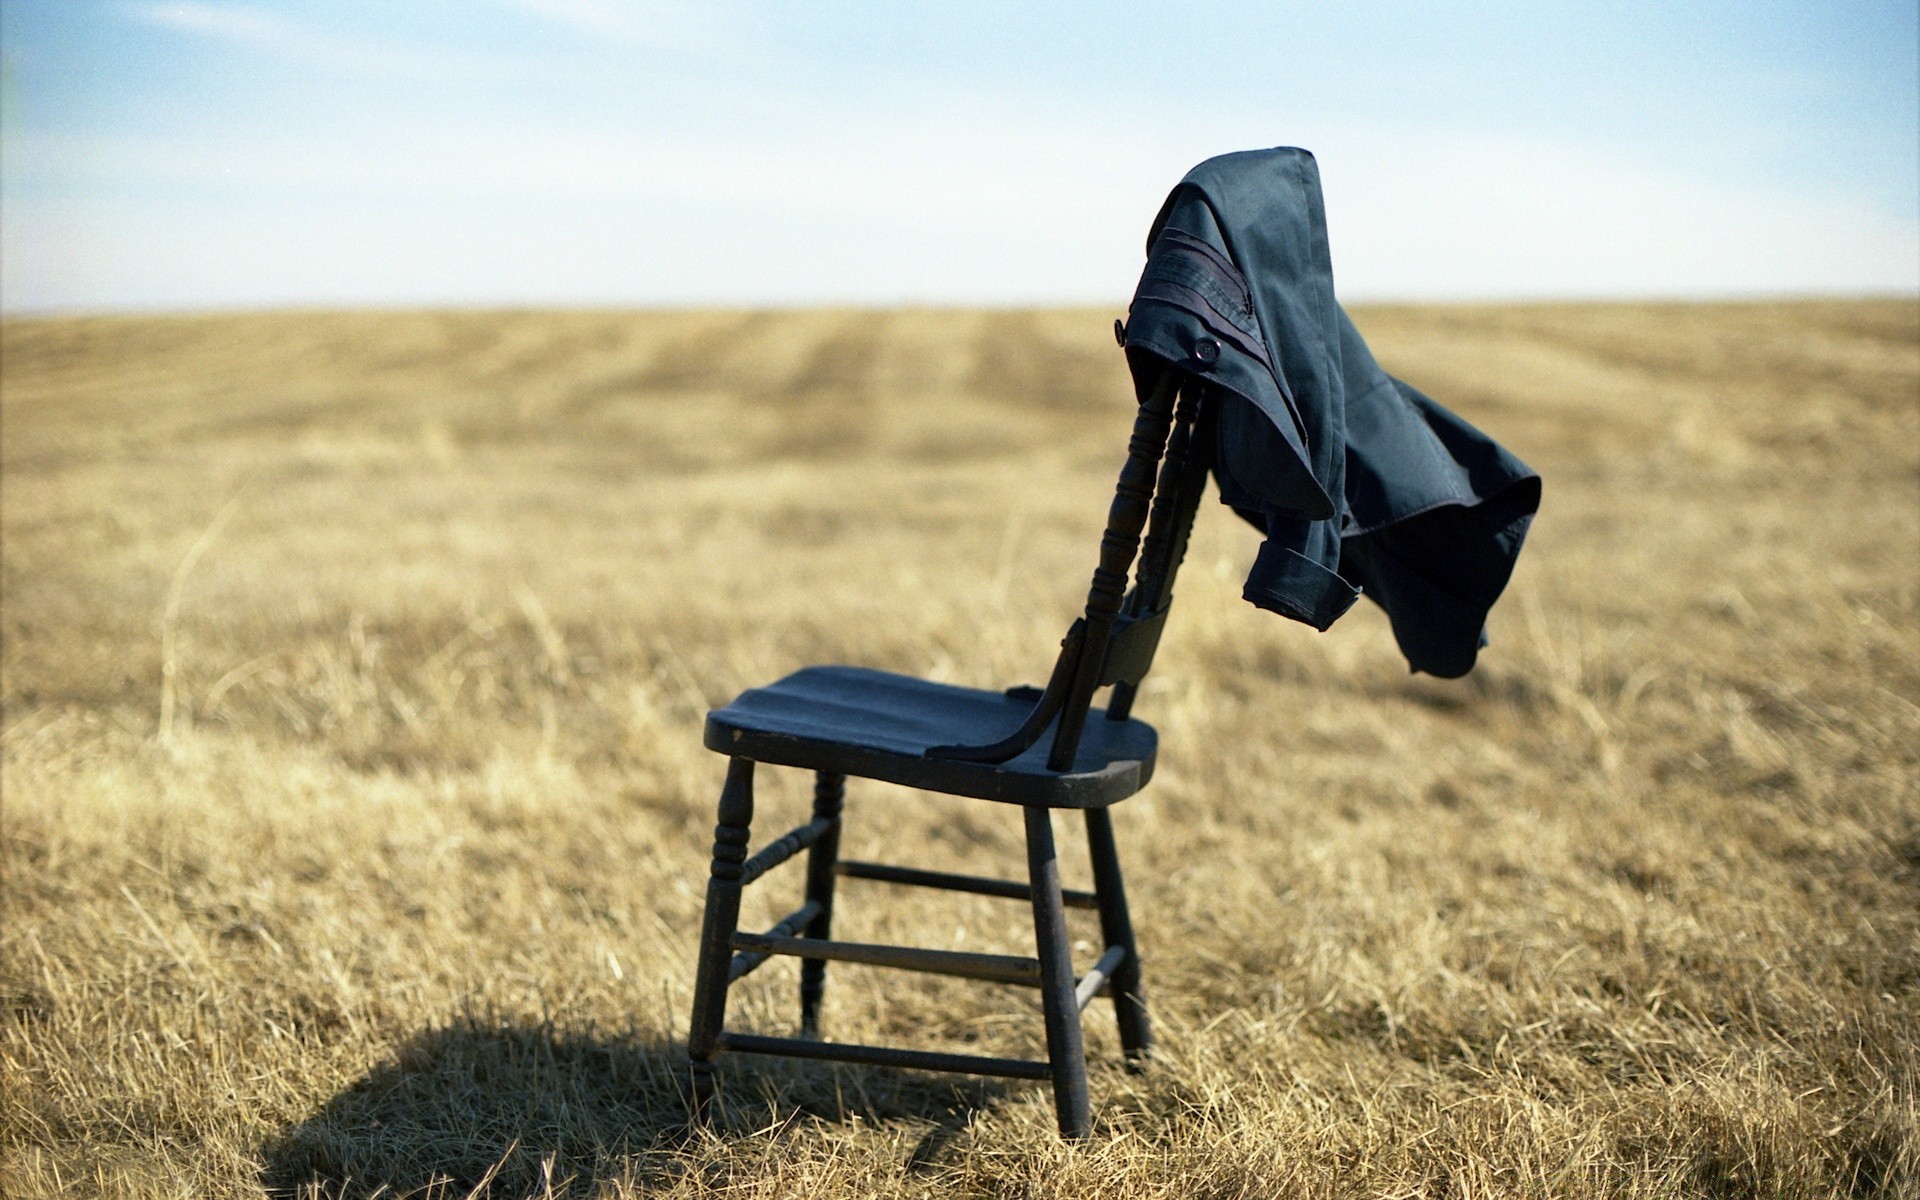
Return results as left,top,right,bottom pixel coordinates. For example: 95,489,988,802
729,930,1042,987
835,860,1099,909
739,817,836,886
728,901,824,982
1075,944,1127,1011
717,1032,1051,1080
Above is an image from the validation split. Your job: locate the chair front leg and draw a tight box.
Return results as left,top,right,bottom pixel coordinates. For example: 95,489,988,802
1025,805,1092,1140
799,771,845,1038
687,756,756,1120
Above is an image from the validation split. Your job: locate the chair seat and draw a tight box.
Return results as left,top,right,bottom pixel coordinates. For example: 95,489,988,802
704,666,1157,808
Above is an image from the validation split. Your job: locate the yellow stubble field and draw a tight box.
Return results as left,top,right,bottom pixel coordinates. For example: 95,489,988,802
2,300,1915,1197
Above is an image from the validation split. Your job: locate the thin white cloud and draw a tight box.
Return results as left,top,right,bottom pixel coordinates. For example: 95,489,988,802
10,103,1915,313
498,0,643,39
8,51,1915,311
131,3,496,79
136,2,277,42
492,0,739,53
1312,126,1920,298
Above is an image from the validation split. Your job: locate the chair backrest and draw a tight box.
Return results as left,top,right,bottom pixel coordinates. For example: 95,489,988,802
928,368,1211,770
1102,374,1213,721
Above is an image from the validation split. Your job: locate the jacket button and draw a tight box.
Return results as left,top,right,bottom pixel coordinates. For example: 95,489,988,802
1114,318,1127,346
1192,337,1220,365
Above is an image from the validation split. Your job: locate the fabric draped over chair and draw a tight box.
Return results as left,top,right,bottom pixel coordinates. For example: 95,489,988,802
1119,146,1542,678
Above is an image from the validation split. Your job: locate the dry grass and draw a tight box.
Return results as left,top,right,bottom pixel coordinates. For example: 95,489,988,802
1,300,1916,1198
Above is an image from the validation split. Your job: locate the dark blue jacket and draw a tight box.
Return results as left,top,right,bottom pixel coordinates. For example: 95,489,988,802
1120,147,1540,677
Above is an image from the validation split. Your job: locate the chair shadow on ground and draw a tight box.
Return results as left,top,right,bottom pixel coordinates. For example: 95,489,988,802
259,1016,1014,1198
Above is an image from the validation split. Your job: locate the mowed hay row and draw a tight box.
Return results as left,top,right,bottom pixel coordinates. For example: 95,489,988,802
2,301,1916,1198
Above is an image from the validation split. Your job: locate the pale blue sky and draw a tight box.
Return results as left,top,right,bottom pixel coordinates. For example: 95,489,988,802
2,1,1915,313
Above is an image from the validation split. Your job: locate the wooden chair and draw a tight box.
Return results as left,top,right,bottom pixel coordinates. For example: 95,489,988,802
686,366,1210,1140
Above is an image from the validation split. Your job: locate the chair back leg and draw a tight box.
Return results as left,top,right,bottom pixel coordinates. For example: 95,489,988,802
799,771,845,1038
1024,806,1092,1139
687,756,756,1118
1084,807,1152,1065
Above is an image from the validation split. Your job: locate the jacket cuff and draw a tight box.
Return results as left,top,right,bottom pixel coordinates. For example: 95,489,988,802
1243,541,1361,631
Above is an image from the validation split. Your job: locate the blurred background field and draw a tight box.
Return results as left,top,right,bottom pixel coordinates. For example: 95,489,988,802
1,299,1916,1197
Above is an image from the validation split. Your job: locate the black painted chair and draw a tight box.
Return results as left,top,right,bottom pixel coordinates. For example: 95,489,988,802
686,367,1210,1139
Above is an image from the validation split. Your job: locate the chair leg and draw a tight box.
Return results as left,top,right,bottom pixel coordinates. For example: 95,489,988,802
799,771,845,1038
1084,807,1152,1067
687,756,756,1121
1024,805,1092,1140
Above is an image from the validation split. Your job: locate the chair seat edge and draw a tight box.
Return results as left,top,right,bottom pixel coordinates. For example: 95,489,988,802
703,717,1155,809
